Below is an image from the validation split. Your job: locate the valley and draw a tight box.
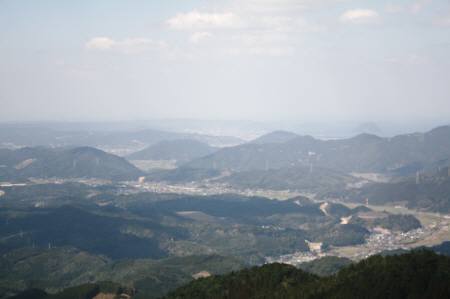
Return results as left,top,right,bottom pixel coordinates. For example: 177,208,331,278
1,124,450,298
2,175,448,267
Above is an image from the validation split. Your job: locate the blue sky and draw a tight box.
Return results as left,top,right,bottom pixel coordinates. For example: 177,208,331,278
1,0,450,123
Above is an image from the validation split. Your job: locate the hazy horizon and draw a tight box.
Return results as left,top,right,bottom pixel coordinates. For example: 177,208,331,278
1,0,450,124
0,118,448,141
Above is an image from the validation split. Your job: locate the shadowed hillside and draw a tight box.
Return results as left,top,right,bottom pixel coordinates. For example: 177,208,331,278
163,250,450,299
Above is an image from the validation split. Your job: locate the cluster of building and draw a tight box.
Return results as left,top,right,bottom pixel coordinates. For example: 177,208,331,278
267,218,450,266
129,180,298,200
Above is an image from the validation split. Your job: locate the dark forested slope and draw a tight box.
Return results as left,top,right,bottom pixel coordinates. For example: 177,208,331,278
163,250,450,299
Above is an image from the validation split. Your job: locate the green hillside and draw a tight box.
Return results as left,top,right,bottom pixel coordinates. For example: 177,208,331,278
0,147,143,181
217,166,356,192
0,247,244,299
335,166,450,213
163,250,450,299
298,256,352,276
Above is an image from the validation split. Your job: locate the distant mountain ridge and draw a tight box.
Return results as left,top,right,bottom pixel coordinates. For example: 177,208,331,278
250,131,300,144
0,125,243,149
0,146,143,181
184,126,450,175
127,139,217,164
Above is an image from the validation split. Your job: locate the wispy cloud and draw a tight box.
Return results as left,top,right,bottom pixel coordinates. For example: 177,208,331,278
85,37,167,54
85,37,116,51
339,9,380,24
164,0,325,58
167,11,240,30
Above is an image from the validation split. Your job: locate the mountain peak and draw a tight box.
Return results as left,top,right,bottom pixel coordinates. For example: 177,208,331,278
251,131,299,144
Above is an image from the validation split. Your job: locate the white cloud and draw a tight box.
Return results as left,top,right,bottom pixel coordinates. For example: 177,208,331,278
163,0,333,58
85,37,116,51
339,9,380,24
85,37,166,54
167,11,240,30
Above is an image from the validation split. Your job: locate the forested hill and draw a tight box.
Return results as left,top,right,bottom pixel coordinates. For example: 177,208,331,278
0,146,143,181
335,165,450,213
185,126,450,174
163,250,450,299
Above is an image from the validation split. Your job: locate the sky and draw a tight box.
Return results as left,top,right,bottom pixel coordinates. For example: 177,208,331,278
1,0,450,124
